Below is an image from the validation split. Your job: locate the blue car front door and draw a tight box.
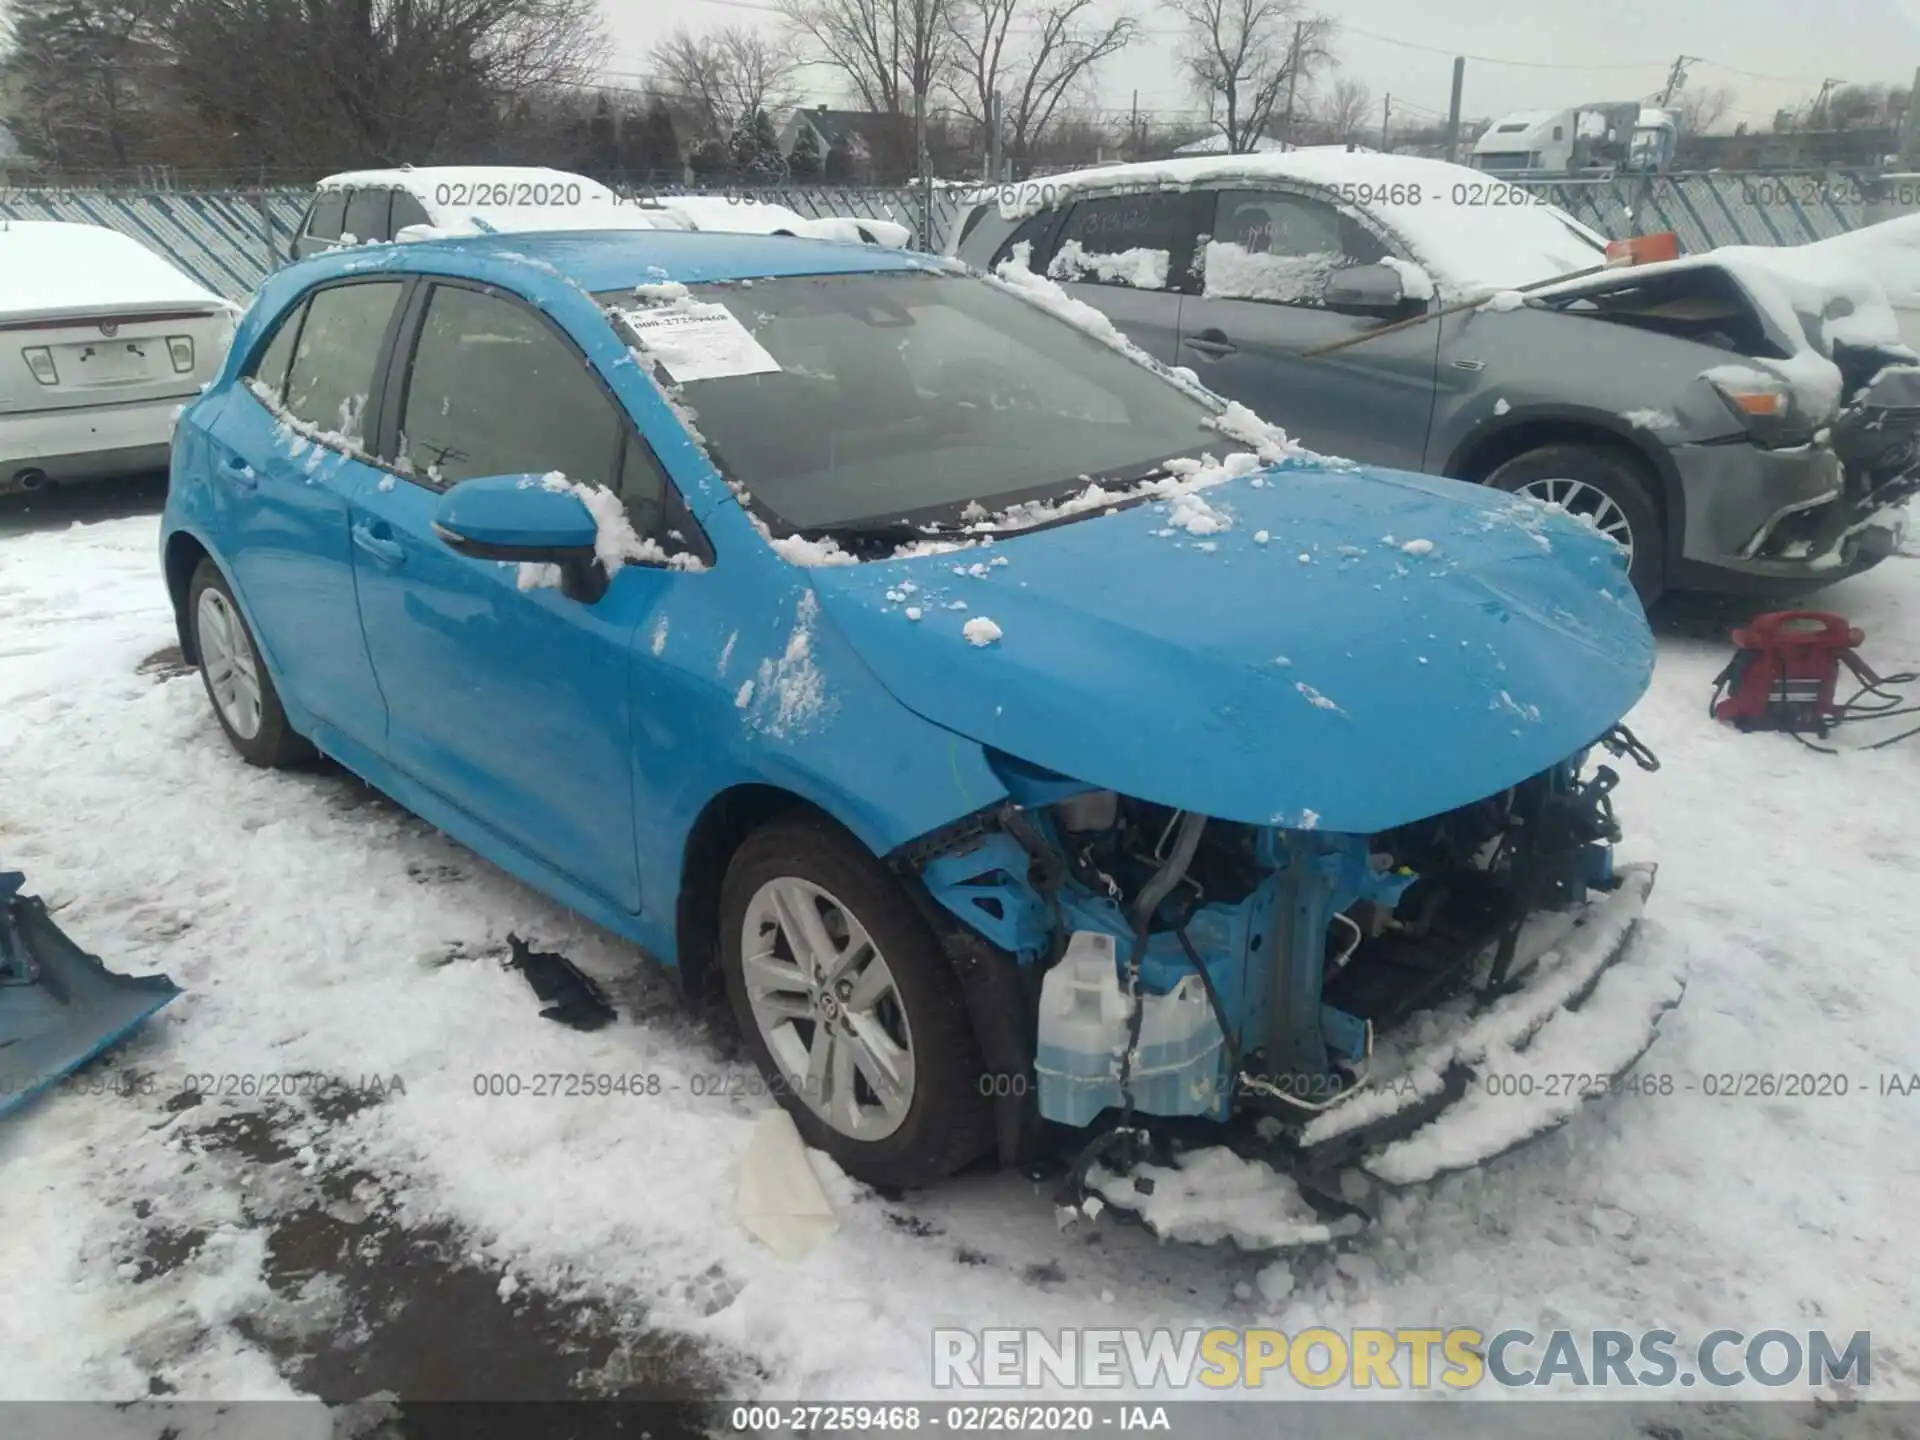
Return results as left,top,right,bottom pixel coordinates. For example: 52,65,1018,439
213,279,404,748
345,280,693,915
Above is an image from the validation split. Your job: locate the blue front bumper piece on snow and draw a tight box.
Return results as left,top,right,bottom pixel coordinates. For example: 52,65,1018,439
0,871,181,1119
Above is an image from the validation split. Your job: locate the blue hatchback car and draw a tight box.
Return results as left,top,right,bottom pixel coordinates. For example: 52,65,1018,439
162,230,1667,1195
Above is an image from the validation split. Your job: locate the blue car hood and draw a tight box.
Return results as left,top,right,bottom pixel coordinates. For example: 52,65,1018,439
808,462,1655,834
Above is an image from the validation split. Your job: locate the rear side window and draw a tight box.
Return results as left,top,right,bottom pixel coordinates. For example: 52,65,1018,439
389,190,432,233
283,281,404,441
1047,193,1201,291
396,284,623,493
1201,190,1388,306
987,209,1064,273
307,189,347,242
342,188,392,244
245,301,307,403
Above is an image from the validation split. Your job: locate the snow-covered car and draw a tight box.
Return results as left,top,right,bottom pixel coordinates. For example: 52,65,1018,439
949,153,1918,601
630,193,912,248
289,167,664,257
1793,212,1920,352
162,228,1678,1208
1,221,236,492
290,166,911,258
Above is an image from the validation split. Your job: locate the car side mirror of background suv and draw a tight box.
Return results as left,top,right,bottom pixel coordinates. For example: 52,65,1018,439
1323,263,1413,318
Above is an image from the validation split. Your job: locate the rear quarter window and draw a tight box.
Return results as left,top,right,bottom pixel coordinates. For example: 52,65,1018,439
281,280,405,441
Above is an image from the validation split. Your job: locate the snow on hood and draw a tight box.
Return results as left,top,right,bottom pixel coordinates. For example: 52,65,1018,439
644,196,913,248
987,151,1609,297
807,461,1651,833
396,208,665,241
0,220,233,320
1533,235,1920,421
1802,213,1920,348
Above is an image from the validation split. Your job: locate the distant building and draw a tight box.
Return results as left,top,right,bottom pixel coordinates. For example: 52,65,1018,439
778,105,913,183
1171,134,1379,156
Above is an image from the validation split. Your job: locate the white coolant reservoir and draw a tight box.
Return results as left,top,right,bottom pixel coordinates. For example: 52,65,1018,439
1034,931,1227,1127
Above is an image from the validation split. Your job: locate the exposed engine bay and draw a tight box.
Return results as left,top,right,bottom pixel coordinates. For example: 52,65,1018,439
902,727,1675,1212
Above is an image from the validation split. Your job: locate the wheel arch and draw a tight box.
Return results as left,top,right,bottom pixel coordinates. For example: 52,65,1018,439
164,529,216,663
1443,411,1687,570
674,782,840,1001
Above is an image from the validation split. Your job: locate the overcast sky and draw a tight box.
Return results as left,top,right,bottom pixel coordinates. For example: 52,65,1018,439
605,0,1920,136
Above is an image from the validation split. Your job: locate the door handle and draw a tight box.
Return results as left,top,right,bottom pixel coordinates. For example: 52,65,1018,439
351,522,406,568
1183,329,1237,357
222,454,257,490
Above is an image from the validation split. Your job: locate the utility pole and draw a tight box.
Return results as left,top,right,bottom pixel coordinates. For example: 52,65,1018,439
1443,57,1465,163
987,92,1002,180
915,85,932,250
1129,89,1139,161
1279,21,1304,149
1811,77,1844,127
1657,55,1699,108
1380,93,1391,151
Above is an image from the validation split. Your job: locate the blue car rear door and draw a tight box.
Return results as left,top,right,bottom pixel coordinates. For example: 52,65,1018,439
345,278,702,916
211,278,404,749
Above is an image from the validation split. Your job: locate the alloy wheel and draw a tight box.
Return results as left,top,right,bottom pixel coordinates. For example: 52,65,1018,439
740,876,916,1142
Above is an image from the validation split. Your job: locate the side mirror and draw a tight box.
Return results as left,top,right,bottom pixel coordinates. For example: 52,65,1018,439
431,474,607,602
1323,263,1414,317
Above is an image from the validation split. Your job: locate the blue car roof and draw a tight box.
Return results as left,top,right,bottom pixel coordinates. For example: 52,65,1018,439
304,229,945,292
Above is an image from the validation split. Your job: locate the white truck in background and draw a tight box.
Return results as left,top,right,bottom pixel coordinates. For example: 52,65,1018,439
1471,103,1679,178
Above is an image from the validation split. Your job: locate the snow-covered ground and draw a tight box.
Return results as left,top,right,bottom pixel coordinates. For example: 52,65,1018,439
2,508,1917,1420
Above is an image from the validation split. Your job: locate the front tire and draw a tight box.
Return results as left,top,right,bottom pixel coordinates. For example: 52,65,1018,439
187,559,311,768
1483,443,1666,605
718,814,993,1187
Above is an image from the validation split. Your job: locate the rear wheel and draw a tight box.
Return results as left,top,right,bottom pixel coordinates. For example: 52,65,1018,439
188,559,311,768
718,814,992,1187
1483,443,1665,605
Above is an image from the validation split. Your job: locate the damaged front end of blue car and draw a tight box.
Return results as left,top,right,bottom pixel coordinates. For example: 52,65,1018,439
897,732,1674,1222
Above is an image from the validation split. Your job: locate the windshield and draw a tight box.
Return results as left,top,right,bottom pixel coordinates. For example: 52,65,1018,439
603,270,1220,536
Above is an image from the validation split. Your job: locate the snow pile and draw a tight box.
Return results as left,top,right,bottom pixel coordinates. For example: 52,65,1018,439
742,591,833,737
1201,242,1336,304
962,616,1002,647
1086,1148,1347,1249
536,473,707,575
1478,289,1527,313
1048,240,1170,290
1379,255,1435,301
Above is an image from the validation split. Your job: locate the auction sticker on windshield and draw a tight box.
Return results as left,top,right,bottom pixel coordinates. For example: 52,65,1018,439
622,303,781,382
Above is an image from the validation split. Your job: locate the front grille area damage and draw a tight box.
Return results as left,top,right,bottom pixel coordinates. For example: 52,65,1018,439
897,729,1682,1211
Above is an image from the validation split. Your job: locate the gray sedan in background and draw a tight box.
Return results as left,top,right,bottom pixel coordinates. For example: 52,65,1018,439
950,152,1918,604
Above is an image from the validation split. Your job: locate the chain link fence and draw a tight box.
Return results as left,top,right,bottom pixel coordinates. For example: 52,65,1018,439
0,173,1902,304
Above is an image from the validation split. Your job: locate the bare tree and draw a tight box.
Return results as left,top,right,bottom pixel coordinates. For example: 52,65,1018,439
1826,83,1888,131
1311,75,1369,145
945,0,1134,176
648,23,801,139
777,0,951,117
1673,83,1733,136
1165,0,1333,153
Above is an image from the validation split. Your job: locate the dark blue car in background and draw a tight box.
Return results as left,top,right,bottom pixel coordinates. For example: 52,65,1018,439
159,228,1672,1202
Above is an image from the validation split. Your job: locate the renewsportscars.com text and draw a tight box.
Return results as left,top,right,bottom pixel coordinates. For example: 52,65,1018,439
932,1327,1872,1391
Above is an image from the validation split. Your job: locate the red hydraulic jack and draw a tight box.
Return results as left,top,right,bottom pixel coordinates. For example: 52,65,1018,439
1710,611,1919,749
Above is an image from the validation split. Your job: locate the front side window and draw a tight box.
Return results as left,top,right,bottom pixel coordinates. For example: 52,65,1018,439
1200,189,1388,307
396,284,624,492
342,188,392,244
389,190,432,234
282,281,403,441
307,189,347,242
1046,193,1199,291
606,271,1219,543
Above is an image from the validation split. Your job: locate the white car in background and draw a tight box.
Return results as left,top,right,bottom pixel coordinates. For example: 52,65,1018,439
290,165,912,257
1,220,237,493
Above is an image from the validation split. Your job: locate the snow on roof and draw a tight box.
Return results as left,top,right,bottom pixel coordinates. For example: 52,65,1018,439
989,149,1610,295
0,220,227,318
